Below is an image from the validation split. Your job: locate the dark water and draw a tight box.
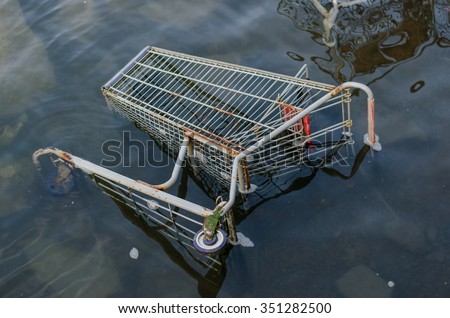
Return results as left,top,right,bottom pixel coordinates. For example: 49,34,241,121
0,0,449,297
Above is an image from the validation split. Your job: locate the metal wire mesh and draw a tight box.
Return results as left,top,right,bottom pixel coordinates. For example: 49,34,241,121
102,46,352,188
91,172,223,269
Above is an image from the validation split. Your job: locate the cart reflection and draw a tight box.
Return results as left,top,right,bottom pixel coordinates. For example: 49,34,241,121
278,0,449,82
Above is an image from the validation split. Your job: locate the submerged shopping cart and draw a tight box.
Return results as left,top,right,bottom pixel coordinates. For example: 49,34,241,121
33,46,381,255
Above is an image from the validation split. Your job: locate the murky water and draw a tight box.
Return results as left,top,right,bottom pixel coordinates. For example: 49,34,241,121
0,0,449,297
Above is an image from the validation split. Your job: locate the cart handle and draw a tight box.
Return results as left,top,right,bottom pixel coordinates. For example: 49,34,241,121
223,82,382,214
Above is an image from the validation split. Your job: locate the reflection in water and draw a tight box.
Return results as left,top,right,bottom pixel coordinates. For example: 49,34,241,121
287,51,305,61
112,197,228,298
410,80,425,93
183,134,359,216
434,0,450,43
278,0,448,82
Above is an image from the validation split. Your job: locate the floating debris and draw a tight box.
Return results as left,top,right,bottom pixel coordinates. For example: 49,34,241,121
388,281,395,288
129,247,139,259
146,200,159,211
230,232,254,247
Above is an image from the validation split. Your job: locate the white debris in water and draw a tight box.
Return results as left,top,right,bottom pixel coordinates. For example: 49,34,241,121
146,200,159,211
129,247,139,259
230,232,254,247
388,281,395,288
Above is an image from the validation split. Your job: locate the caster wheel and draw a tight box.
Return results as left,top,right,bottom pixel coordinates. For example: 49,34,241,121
193,229,227,254
44,170,75,196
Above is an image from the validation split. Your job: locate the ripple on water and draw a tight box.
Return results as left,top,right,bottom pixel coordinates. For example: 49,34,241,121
106,0,219,29
0,113,27,148
0,156,36,218
0,212,121,297
0,0,55,117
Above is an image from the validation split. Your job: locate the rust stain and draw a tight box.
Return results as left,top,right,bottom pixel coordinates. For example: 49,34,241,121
330,85,343,97
136,179,166,190
61,152,72,161
182,127,240,157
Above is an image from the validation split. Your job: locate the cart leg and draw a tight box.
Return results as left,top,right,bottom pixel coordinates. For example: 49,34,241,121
186,133,195,162
186,133,202,181
237,159,256,194
225,209,238,244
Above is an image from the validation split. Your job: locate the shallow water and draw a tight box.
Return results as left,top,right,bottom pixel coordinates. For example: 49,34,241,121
0,0,449,297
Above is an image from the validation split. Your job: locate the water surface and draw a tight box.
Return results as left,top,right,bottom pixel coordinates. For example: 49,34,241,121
0,0,449,297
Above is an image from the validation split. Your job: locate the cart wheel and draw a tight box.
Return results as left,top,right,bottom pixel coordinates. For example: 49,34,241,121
44,170,75,196
193,229,227,254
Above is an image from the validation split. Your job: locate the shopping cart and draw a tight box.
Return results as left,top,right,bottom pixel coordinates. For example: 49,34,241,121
33,46,381,255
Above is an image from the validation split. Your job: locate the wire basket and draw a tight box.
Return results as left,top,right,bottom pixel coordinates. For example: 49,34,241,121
34,46,381,255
